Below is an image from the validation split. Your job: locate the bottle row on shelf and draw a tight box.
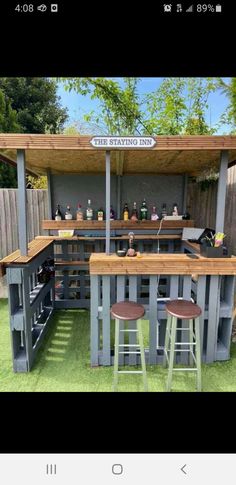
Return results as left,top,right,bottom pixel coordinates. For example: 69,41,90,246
54,199,189,221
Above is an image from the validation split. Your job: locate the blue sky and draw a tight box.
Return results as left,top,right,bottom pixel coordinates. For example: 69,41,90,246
57,78,231,134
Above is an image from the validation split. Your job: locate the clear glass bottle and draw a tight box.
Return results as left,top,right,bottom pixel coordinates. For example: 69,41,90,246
65,204,72,220
123,203,129,221
151,205,159,221
86,199,93,220
172,203,178,216
97,208,104,221
110,206,115,220
131,202,139,222
55,204,62,221
76,203,83,221
140,198,148,220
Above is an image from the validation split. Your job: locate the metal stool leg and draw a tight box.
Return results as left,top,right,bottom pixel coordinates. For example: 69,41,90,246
189,319,194,367
163,315,172,367
166,316,177,392
113,318,120,392
137,319,148,392
194,317,202,392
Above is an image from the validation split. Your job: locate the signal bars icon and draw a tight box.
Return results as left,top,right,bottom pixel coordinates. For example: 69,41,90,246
186,4,193,11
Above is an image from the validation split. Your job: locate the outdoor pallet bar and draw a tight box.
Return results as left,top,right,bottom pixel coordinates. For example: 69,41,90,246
0,133,236,372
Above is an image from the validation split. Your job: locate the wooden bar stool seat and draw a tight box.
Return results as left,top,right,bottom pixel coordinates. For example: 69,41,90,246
165,299,202,320
111,301,148,392
111,301,145,321
164,299,202,392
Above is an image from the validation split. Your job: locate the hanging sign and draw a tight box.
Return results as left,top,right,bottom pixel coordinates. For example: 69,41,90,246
90,136,156,149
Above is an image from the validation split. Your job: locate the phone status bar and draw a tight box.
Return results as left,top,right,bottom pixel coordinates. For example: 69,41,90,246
162,3,223,13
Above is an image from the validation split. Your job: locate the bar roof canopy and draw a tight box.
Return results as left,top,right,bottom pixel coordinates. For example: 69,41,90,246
0,134,236,176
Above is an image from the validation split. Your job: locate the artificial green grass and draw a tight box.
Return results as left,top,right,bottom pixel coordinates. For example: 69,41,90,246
1,298,236,391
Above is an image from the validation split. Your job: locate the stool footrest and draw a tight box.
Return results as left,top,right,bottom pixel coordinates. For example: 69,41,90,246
118,371,143,374
119,351,141,354
171,342,196,346
120,329,138,333
119,344,139,347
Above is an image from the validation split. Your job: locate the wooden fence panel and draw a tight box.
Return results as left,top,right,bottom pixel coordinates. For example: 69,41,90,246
0,189,48,260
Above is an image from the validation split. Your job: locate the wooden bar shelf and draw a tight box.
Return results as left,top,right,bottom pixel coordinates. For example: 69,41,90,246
42,219,194,230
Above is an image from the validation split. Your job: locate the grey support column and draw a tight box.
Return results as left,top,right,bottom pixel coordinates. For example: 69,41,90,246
46,169,52,219
117,175,121,220
182,174,188,214
105,150,111,255
17,149,28,256
215,150,228,233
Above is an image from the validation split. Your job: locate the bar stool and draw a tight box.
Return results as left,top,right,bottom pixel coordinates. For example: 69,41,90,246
163,299,202,392
111,301,148,392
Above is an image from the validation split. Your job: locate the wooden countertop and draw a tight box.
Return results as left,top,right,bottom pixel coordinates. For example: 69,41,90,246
89,252,236,276
0,239,53,277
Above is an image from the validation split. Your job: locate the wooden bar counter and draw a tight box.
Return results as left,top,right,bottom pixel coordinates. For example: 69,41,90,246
90,252,236,276
89,252,236,368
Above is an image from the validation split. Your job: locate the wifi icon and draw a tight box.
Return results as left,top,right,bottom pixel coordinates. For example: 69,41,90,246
186,4,193,11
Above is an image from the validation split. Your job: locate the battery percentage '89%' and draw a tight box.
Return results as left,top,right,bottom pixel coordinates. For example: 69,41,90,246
15,4,34,12
197,4,215,12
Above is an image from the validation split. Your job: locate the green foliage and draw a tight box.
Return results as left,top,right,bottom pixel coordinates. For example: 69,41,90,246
26,175,47,189
217,78,236,132
0,163,17,188
0,77,68,188
144,78,187,134
60,77,143,135
184,78,216,134
63,124,80,135
60,77,217,137
0,77,68,133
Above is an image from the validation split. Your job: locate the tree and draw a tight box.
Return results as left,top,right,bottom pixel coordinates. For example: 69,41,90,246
0,77,68,188
184,78,216,134
0,89,20,187
60,77,216,136
0,77,68,134
60,77,143,135
144,78,187,134
217,78,236,133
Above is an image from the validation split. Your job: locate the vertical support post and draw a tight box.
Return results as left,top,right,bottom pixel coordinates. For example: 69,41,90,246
215,150,228,233
90,275,99,366
46,168,52,219
105,150,111,255
117,175,121,220
182,173,188,214
17,149,28,256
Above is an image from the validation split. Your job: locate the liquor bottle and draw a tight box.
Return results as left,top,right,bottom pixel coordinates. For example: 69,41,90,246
86,199,93,220
161,203,167,219
131,202,139,222
140,198,148,220
65,205,72,220
151,205,159,221
97,208,104,221
110,206,115,220
172,203,178,216
76,203,84,221
123,203,129,221
55,204,62,221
